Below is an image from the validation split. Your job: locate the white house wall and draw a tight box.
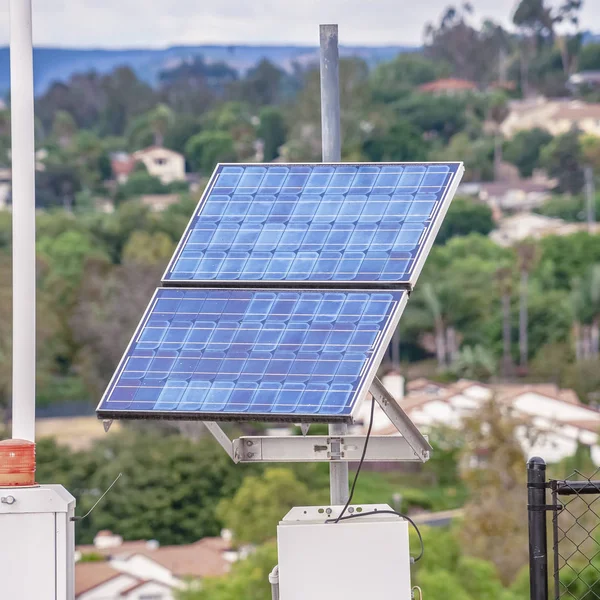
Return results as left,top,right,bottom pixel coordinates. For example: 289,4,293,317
110,554,181,589
125,580,174,600
78,574,137,600
513,393,600,424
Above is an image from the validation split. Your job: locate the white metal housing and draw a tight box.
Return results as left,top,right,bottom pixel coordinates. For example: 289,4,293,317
277,504,411,600
0,485,75,599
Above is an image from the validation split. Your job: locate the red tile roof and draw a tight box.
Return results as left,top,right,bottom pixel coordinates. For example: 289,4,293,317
418,78,478,93
75,562,124,596
129,537,231,578
110,155,136,179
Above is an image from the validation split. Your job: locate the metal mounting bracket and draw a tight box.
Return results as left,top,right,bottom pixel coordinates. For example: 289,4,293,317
369,377,432,463
233,434,428,463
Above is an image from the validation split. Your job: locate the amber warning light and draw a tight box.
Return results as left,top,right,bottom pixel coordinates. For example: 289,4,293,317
0,439,36,486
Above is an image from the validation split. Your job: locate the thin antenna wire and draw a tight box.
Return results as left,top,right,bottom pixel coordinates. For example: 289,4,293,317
71,473,122,522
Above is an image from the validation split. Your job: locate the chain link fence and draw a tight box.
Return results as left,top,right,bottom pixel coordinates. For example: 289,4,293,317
528,459,600,600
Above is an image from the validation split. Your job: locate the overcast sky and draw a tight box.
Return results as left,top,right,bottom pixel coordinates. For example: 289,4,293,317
1,0,599,47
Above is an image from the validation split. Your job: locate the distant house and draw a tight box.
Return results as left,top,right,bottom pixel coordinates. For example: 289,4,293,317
568,71,600,92
490,212,600,246
139,193,182,212
501,98,600,138
75,530,238,600
458,169,554,213
110,152,137,185
418,78,478,95
478,180,553,212
366,378,600,465
110,147,186,185
132,146,186,185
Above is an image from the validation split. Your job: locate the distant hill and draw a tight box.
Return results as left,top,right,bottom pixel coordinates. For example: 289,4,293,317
0,44,417,97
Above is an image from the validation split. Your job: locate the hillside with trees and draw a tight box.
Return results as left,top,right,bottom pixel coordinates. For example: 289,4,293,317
3,1,600,598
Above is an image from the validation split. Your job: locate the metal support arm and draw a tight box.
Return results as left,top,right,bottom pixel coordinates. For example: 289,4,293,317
370,377,432,462
204,422,235,461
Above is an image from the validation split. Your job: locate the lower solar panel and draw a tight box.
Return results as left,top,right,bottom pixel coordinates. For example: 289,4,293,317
96,288,408,422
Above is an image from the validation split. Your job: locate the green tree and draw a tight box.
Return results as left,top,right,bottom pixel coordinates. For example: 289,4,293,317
487,91,510,180
541,129,585,194
257,106,287,162
452,345,497,380
394,93,470,143
128,103,175,149
36,430,251,545
417,569,473,600
116,171,169,200
217,468,313,546
494,265,515,377
460,399,529,584
516,240,540,370
179,543,277,600
579,43,600,71
122,231,175,265
363,120,429,162
457,555,505,600
504,128,554,177
436,197,494,245
185,131,236,174
370,53,451,103
231,59,286,106
52,110,78,148
430,132,495,181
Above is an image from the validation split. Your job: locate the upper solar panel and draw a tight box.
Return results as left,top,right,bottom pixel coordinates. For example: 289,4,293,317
163,162,464,287
96,287,408,422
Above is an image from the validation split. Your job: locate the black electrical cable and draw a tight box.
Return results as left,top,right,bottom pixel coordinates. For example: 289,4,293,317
326,396,425,563
333,396,376,524
328,510,425,563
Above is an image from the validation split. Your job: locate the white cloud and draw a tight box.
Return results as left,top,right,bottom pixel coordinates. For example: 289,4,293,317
0,0,598,47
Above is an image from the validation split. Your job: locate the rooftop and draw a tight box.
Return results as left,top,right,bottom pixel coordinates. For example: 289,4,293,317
418,78,478,93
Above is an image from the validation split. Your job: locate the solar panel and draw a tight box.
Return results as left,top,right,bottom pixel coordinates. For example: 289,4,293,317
96,287,408,422
163,162,463,287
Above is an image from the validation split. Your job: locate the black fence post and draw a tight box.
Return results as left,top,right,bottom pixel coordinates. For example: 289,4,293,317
528,456,549,600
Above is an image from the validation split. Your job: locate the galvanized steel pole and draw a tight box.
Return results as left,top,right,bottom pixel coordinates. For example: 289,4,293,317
9,0,36,442
320,24,349,505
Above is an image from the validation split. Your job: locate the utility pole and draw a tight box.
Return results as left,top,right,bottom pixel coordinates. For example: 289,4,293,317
320,24,348,506
585,166,596,233
10,0,36,443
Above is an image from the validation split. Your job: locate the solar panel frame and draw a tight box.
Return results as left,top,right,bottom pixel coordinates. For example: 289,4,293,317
162,162,464,290
96,287,409,423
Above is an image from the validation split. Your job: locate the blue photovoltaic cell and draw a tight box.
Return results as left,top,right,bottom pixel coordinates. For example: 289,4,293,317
97,288,407,420
164,162,463,285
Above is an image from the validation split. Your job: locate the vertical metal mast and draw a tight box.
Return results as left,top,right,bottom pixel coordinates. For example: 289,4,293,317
9,0,36,442
319,24,348,505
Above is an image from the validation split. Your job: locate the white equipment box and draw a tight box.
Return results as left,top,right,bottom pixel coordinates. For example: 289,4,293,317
0,485,75,600
277,504,411,600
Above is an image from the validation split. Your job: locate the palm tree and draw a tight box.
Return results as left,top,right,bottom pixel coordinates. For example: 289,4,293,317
570,265,600,361
588,265,600,358
452,345,496,380
515,240,539,371
495,266,514,378
422,282,447,368
147,103,174,147
488,91,510,181
570,276,587,361
52,110,77,149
